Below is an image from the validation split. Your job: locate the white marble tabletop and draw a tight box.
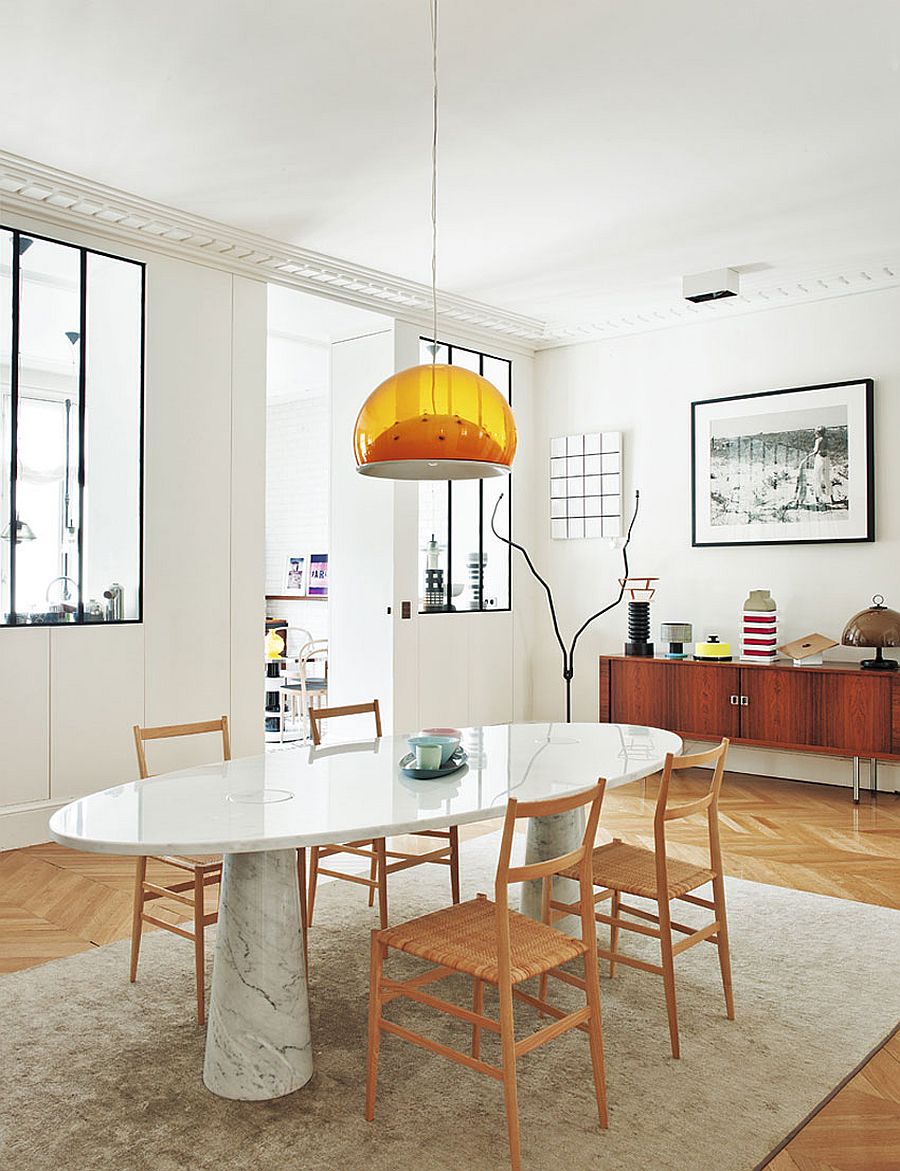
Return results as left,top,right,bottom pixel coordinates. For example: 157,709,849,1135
49,722,682,856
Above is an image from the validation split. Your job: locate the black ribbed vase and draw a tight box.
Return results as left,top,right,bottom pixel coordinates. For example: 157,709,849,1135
625,600,654,657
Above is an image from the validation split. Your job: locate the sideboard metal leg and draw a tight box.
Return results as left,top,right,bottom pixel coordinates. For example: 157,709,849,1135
871,758,878,798
852,756,860,804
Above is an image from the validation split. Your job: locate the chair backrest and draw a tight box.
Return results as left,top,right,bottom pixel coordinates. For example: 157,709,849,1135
298,639,328,679
653,738,729,888
494,782,606,974
308,699,381,746
285,626,313,660
133,716,231,780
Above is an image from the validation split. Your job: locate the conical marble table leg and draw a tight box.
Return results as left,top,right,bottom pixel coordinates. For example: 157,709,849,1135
520,808,585,936
203,849,312,1100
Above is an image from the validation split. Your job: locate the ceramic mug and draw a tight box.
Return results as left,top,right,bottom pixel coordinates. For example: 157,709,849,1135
415,744,443,770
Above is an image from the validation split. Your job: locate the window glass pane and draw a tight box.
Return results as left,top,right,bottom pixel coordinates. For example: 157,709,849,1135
0,228,143,627
15,236,81,623
450,478,481,610
482,355,510,398
481,477,510,610
449,345,480,373
0,231,11,621
83,252,142,620
418,479,449,611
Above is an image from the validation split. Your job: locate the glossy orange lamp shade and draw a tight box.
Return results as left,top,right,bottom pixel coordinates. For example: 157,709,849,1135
353,363,517,480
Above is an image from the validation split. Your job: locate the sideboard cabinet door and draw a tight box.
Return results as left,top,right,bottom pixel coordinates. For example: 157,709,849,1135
740,670,820,748
741,669,892,755
815,673,891,755
609,659,740,739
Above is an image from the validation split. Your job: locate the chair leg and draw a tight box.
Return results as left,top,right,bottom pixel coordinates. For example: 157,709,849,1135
582,947,609,1129
537,877,551,1010
129,856,147,982
297,848,309,979
367,846,377,908
308,846,320,927
472,978,484,1058
658,898,680,1058
375,838,389,929
365,931,384,1122
193,870,206,1026
449,825,460,904
712,875,735,1020
609,890,620,978
498,981,522,1171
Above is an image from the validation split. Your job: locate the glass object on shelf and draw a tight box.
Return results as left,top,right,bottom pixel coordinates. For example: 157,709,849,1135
0,227,144,626
418,479,450,611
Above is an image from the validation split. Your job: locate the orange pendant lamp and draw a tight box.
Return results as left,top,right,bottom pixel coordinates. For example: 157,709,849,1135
354,0,516,482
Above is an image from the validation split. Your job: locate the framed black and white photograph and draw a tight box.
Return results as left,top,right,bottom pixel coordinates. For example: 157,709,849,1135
691,379,874,547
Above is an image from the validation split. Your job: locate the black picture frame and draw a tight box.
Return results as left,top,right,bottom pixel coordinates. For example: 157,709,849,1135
691,379,874,548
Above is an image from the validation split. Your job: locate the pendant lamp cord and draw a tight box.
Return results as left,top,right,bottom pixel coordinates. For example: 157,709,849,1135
430,0,439,365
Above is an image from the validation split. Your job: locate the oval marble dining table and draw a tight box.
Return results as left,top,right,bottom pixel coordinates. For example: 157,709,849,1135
49,721,681,1102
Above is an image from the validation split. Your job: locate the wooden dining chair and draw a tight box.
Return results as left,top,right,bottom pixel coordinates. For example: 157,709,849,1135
307,701,461,930
130,717,231,1024
365,781,609,1171
545,739,733,1058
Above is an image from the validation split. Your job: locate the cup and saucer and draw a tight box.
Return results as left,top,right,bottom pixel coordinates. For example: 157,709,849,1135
400,732,468,779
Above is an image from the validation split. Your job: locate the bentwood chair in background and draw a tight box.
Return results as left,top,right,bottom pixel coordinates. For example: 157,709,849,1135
365,782,609,1171
547,739,733,1058
280,638,329,740
130,718,231,1024
307,701,460,929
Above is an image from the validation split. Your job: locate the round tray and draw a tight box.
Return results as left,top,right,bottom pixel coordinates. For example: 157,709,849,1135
399,747,468,780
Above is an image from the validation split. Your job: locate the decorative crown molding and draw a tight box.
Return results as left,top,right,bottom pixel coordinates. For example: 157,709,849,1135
3,150,900,352
536,259,900,347
0,151,544,353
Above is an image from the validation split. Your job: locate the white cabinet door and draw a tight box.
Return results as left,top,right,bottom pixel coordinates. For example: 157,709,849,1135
50,624,145,801
0,628,50,806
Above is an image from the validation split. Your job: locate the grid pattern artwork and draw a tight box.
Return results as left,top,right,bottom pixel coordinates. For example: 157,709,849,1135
550,432,622,539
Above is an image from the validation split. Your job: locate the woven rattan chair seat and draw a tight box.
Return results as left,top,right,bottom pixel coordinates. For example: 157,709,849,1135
152,854,223,870
560,840,714,900
378,895,587,984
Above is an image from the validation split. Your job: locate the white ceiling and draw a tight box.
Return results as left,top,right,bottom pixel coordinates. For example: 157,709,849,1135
3,1,900,330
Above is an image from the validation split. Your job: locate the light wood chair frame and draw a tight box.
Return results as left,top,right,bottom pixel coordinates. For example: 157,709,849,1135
131,716,310,1019
545,738,734,1058
366,781,609,1171
130,718,231,1024
282,637,328,740
306,701,460,930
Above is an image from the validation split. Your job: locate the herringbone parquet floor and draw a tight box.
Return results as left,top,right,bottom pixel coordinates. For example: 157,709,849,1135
0,770,897,1170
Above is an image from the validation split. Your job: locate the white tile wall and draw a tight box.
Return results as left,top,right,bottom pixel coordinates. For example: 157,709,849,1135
265,395,330,641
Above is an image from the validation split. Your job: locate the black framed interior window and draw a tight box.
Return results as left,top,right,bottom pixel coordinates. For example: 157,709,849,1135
0,226,144,626
418,339,512,614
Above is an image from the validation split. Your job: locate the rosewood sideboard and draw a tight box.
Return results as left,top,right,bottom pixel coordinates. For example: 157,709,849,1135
599,655,900,802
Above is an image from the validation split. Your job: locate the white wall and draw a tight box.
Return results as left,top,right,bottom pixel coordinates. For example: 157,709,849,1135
265,394,330,643
328,326,397,736
0,212,267,846
532,288,900,789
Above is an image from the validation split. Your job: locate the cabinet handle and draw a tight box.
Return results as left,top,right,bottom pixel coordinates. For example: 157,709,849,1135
729,695,739,705
740,696,749,706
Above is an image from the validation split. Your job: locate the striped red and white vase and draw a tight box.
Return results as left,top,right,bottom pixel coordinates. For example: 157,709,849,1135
742,589,777,663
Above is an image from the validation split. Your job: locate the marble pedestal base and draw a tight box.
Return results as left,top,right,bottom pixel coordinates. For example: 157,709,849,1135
203,849,312,1100
519,809,585,935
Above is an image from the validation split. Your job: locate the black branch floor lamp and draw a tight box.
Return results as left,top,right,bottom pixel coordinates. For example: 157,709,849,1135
490,490,641,722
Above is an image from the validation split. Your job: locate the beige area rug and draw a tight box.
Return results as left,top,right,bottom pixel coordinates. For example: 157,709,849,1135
2,834,899,1171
